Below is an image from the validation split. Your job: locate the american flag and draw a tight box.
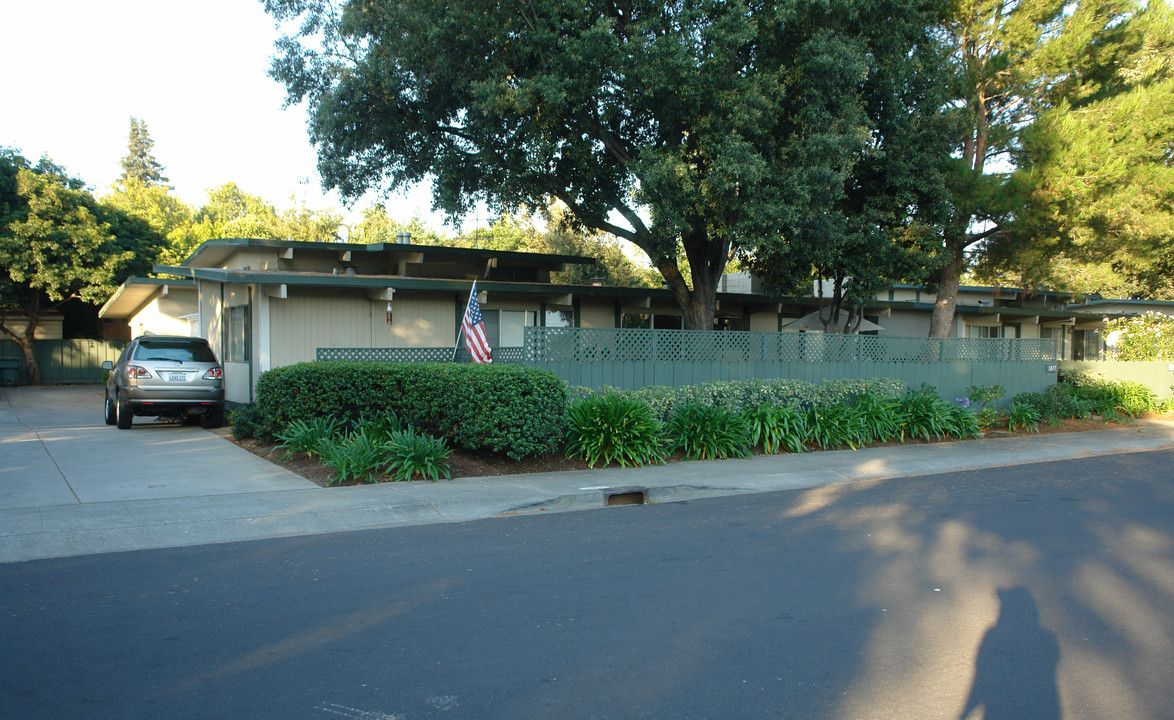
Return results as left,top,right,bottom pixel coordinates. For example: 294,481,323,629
462,282,493,363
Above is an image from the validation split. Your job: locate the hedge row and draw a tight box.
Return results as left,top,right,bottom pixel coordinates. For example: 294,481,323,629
253,362,568,460
569,377,910,421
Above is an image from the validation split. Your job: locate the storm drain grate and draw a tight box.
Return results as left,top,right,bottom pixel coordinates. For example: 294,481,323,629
604,488,647,506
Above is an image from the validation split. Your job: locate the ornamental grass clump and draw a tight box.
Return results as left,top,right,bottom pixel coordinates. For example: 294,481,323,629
316,427,389,485
1007,401,1041,433
666,402,752,461
852,393,904,445
275,416,344,461
384,426,452,481
899,387,955,441
741,404,807,454
564,393,667,467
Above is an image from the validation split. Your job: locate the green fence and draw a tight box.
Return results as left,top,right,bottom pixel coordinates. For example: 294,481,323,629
0,339,126,385
318,329,1059,404
1060,360,1174,400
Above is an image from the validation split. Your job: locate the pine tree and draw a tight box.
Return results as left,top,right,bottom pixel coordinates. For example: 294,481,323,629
119,117,169,187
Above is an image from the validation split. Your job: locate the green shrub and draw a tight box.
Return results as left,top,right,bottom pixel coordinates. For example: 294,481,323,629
899,387,955,441
254,362,568,460
353,409,404,443
229,403,265,441
1007,401,1040,433
565,393,667,468
963,383,1006,430
384,427,452,481
852,393,904,445
806,402,877,450
741,404,808,454
945,405,983,439
1111,381,1157,418
580,377,907,421
666,402,752,460
317,428,389,485
275,417,344,460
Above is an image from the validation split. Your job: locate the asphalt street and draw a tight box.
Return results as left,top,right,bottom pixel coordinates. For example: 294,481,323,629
3,448,1173,719
4,385,1174,563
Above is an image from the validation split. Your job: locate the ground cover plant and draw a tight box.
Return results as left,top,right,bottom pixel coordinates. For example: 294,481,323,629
233,367,1169,483
565,393,667,468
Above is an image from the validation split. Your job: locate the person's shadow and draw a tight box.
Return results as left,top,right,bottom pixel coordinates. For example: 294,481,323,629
961,586,1061,720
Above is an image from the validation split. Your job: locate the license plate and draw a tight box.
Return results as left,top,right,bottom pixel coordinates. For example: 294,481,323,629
168,373,186,382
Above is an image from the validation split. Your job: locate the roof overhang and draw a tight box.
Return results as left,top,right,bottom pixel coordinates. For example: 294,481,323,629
98,278,197,320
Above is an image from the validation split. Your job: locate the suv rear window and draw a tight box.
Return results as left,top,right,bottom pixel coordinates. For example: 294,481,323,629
133,340,216,363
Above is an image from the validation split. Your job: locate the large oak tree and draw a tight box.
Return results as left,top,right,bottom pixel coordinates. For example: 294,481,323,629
265,0,949,329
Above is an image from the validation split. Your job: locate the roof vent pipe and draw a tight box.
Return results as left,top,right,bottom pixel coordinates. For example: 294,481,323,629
396,232,411,244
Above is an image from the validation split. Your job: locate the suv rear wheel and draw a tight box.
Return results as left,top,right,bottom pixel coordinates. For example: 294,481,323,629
116,393,133,429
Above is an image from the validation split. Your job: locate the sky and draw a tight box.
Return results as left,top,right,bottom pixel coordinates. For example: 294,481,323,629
0,0,450,231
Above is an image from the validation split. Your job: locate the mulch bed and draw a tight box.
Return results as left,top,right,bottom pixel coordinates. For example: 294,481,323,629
228,414,1161,488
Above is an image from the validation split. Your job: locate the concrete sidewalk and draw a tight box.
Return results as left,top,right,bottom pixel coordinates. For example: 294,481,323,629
4,384,1174,564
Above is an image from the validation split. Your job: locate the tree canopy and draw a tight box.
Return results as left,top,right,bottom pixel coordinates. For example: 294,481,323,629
119,117,169,187
1,149,161,383
265,0,952,330
976,1,1174,300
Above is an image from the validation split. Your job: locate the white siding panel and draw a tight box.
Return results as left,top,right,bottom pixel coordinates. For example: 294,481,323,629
749,312,779,332
385,293,456,347
578,301,615,328
268,290,461,367
880,310,928,337
269,291,373,367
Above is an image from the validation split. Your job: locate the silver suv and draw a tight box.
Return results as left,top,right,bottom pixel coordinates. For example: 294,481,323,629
102,336,225,429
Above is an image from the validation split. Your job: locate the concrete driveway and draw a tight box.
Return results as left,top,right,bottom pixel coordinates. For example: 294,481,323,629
0,384,315,510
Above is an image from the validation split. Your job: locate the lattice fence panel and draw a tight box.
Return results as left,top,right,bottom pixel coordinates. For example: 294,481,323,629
316,347,526,364
524,328,1057,364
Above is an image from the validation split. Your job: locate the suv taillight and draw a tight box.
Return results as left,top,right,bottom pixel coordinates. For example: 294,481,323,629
126,365,152,379
203,367,223,380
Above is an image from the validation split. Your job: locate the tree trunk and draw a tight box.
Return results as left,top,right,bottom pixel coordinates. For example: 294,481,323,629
652,228,725,331
929,245,966,338
0,296,43,385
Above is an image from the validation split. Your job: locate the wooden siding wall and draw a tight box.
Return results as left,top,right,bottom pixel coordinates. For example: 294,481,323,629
267,289,457,368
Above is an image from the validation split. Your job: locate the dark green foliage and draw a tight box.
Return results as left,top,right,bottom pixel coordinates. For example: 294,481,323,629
317,427,389,485
275,417,343,460
352,409,404,443
266,0,951,330
666,403,752,461
852,393,905,445
741,404,808,454
119,117,169,187
254,362,568,460
945,405,984,440
384,427,452,482
1111,381,1159,418
581,377,908,422
229,403,264,440
565,393,667,468
898,387,956,441
1007,401,1041,433
1013,374,1161,425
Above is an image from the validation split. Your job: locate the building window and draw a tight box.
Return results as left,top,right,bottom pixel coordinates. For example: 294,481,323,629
967,325,1019,339
545,310,573,328
227,305,249,363
481,309,538,347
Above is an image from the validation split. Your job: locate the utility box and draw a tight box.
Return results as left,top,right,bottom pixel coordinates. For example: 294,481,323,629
0,357,20,386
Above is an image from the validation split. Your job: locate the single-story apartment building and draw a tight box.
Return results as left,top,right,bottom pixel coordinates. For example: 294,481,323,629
98,237,1172,403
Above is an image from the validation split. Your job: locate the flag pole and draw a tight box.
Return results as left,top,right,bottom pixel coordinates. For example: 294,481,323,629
453,282,477,361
